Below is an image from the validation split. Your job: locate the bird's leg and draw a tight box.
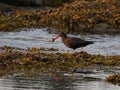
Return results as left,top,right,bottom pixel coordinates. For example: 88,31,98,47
80,47,83,52
73,49,77,54
73,49,77,55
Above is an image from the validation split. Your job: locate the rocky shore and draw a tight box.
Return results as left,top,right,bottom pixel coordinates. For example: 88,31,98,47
0,0,120,33
0,0,120,85
0,46,120,76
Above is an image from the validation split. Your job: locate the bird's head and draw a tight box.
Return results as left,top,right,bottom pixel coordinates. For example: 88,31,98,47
52,32,67,42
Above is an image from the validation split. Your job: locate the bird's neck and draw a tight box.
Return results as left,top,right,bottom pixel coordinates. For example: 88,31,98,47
61,36,67,40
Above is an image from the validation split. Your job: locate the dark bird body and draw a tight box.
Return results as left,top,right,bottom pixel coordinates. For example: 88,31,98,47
52,32,93,50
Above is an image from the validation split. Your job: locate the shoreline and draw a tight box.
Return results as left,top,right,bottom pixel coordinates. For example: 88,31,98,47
0,46,120,76
0,0,120,33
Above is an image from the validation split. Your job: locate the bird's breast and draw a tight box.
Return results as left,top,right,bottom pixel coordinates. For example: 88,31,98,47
62,39,70,48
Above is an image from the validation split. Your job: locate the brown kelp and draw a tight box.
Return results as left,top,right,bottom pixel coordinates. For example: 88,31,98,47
0,0,120,33
106,74,120,86
0,46,120,77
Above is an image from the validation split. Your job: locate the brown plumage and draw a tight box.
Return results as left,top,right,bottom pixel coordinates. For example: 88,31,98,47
52,32,93,50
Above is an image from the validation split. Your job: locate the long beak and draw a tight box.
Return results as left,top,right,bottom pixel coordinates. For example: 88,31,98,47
52,34,60,42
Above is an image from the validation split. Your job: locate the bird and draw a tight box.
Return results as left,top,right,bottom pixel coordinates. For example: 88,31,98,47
52,32,93,52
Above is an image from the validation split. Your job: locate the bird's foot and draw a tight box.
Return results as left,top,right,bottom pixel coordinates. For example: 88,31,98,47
73,50,77,53
73,50,78,56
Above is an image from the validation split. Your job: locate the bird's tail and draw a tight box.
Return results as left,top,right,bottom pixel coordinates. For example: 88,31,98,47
88,41,94,44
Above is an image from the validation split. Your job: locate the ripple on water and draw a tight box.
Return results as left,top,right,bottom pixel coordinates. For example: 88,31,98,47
0,28,120,55
0,70,120,90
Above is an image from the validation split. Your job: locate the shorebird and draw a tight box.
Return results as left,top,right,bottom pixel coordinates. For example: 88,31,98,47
52,32,93,51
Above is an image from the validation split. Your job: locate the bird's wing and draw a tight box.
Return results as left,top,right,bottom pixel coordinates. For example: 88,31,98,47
65,37,84,47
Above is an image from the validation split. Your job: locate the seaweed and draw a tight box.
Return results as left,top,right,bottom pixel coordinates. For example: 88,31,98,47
0,46,120,77
106,74,120,86
0,0,120,33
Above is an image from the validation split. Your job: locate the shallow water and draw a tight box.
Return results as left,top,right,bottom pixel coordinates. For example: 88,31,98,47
0,28,120,89
0,70,120,90
0,28,120,55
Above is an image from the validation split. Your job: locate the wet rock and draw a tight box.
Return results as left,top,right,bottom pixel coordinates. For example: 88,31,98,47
0,0,72,7
0,0,38,6
41,56,50,62
73,69,94,74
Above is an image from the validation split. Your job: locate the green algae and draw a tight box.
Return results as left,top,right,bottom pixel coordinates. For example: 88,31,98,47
0,46,120,77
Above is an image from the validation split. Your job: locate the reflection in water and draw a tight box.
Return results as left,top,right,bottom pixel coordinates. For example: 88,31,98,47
0,71,120,90
0,73,74,90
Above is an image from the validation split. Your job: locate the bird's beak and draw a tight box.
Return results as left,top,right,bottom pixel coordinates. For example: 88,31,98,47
52,34,60,42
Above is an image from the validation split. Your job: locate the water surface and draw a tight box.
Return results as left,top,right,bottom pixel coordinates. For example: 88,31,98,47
0,28,120,55
0,28,120,90
0,70,120,90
